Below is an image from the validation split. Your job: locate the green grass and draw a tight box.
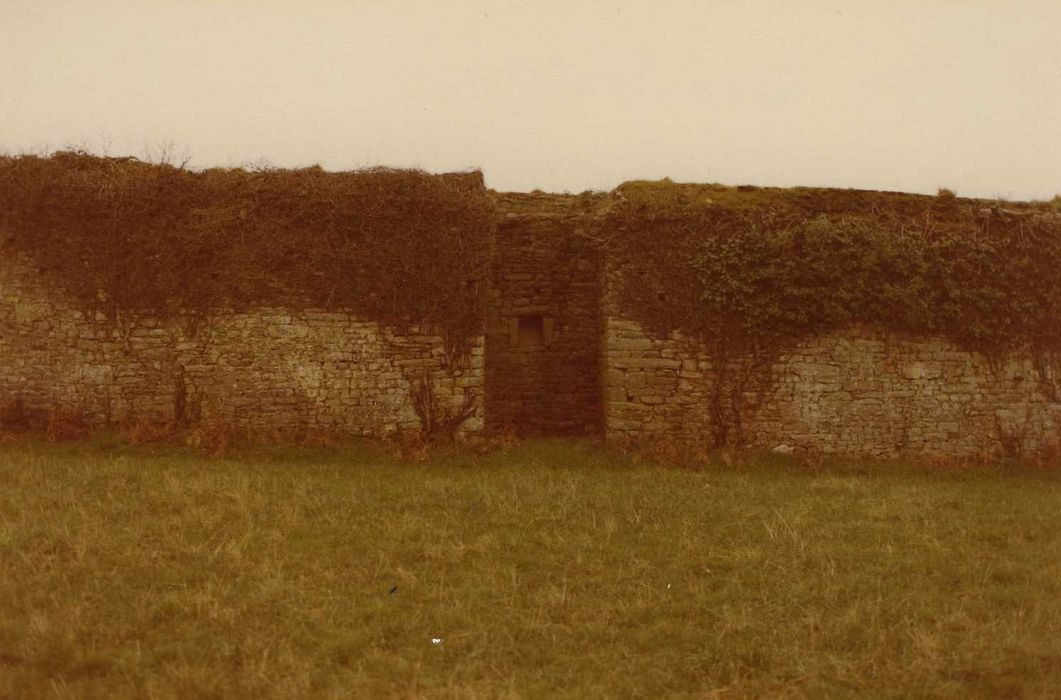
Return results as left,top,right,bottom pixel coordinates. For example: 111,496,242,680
1,438,1060,699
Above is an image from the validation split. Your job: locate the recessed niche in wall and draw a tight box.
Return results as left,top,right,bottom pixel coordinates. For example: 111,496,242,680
508,315,555,348
518,315,544,347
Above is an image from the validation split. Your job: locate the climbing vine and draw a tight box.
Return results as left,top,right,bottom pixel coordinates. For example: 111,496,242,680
604,180,1061,445
0,151,494,363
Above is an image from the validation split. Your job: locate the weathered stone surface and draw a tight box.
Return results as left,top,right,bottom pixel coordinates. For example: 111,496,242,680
4,191,1060,458
484,197,603,436
0,251,483,437
603,281,1061,457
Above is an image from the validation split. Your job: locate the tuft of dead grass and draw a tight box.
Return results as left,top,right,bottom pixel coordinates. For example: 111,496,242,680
120,416,179,446
44,404,90,442
182,421,238,458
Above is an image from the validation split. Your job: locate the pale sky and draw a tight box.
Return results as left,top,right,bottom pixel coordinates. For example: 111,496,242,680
3,0,1060,199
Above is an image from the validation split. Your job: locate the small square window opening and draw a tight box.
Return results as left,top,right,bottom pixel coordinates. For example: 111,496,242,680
517,315,544,347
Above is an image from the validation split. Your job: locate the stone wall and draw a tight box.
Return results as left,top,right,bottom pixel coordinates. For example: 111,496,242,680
6,189,1061,458
0,252,483,436
484,195,603,435
604,282,1061,458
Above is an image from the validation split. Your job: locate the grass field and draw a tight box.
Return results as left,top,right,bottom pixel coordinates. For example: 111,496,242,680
1,438,1059,699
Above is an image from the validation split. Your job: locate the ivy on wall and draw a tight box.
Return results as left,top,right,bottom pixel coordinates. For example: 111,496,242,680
4,155,1061,444
603,180,1061,444
0,151,494,363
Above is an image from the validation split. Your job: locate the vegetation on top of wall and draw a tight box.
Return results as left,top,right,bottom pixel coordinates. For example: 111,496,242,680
0,151,494,363
604,179,1061,445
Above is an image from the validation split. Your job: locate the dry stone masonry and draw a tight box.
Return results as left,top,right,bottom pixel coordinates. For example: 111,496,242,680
1,251,482,436
485,193,603,435
605,295,1061,458
2,183,1059,457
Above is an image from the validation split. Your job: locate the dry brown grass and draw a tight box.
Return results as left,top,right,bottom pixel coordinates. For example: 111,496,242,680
182,421,238,458
44,404,90,442
1,438,1059,698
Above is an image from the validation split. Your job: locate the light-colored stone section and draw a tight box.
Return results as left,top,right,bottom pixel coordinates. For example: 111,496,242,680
0,251,483,436
603,280,1061,458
